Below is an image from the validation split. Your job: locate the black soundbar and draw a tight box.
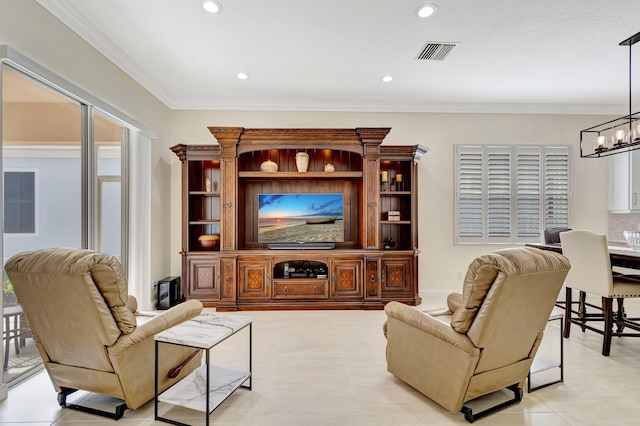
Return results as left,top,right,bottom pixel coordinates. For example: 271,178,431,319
267,242,335,250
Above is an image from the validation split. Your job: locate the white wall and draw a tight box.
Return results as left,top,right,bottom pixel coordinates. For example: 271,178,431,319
2,0,614,300
1,0,174,300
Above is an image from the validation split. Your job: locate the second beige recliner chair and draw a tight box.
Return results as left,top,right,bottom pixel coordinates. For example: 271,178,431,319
384,247,570,422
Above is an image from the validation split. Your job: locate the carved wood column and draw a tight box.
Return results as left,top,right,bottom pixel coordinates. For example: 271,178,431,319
208,127,242,251
170,144,189,254
357,128,390,250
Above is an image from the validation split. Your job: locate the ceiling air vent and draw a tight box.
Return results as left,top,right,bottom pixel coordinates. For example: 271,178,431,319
416,42,459,61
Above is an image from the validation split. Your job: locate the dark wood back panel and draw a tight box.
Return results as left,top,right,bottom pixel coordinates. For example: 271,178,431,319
239,178,361,249
237,149,363,172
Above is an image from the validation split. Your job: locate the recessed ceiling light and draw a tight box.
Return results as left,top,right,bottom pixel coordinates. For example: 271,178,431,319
202,0,222,14
416,4,438,18
237,73,249,80
381,75,393,83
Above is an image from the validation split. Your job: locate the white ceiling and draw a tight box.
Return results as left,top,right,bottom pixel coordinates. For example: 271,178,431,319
36,0,640,114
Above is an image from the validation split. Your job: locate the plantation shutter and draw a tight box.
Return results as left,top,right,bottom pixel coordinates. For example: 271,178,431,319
456,146,483,239
455,145,570,244
543,146,570,228
486,148,511,240
515,147,541,239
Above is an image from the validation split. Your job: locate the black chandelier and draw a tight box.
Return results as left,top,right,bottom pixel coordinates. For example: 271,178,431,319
580,31,640,158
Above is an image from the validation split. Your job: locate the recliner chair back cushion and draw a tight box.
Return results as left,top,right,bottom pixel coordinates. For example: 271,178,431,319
5,248,135,372
450,259,499,333
465,247,569,373
82,255,136,334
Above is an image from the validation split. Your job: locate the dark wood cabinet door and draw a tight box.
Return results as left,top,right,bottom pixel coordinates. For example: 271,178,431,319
187,256,220,301
330,260,363,298
381,256,413,295
238,260,271,299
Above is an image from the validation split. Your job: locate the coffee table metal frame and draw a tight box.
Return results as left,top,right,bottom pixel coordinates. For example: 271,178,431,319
154,313,252,426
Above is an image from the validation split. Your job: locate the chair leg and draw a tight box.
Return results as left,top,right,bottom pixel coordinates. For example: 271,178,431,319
563,287,572,338
578,291,587,332
602,297,614,356
616,298,626,333
3,326,10,371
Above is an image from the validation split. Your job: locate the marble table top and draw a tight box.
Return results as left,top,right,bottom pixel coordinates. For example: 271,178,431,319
155,313,252,349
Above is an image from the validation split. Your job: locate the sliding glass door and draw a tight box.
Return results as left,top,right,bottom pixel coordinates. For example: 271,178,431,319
94,112,126,263
1,64,128,385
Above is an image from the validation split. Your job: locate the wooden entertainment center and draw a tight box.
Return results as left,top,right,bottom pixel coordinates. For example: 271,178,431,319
171,127,427,311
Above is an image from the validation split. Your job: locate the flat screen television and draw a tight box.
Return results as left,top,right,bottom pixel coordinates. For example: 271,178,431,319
258,193,344,244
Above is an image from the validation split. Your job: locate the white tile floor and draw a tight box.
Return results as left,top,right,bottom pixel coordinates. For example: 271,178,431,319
1,294,640,425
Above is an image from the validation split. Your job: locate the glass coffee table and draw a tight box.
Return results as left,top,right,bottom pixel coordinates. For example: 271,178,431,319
154,313,252,425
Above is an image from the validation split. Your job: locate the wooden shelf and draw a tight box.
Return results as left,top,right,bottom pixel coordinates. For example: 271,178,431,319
380,220,412,225
189,191,220,196
238,171,362,179
189,220,221,225
381,191,411,196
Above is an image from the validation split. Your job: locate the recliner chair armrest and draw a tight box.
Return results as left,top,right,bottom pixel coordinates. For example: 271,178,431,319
384,301,479,357
109,300,203,356
446,292,463,312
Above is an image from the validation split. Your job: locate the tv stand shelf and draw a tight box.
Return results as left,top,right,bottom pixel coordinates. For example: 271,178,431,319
171,127,427,311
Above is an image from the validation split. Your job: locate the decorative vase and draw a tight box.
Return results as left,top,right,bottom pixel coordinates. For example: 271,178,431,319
260,160,278,172
295,152,309,172
324,163,335,172
198,234,220,250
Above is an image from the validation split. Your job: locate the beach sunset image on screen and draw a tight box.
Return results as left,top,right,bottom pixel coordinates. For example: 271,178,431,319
257,193,344,243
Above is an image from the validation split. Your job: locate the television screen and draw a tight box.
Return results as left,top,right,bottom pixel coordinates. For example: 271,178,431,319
258,193,344,243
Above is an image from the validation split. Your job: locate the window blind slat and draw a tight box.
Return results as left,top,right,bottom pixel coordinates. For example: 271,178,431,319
544,147,570,230
456,146,484,237
487,150,511,237
515,147,540,238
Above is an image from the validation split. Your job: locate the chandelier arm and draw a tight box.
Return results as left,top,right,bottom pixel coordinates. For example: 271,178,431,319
630,42,633,126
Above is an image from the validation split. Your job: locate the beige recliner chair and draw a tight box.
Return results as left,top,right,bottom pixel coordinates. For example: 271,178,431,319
4,248,204,419
384,247,570,423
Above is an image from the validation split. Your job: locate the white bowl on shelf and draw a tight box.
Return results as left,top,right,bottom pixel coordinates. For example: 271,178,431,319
623,231,640,250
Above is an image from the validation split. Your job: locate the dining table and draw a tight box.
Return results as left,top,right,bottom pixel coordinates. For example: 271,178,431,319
526,242,640,270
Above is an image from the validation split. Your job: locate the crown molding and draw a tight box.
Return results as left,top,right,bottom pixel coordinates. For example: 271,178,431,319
36,0,176,107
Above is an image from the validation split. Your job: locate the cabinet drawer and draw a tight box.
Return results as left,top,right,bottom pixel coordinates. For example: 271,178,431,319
274,280,328,299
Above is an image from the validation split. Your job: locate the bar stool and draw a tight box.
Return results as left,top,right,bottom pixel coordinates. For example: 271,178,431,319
528,306,564,392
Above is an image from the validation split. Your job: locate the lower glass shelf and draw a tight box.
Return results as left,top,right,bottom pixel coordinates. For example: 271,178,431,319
530,356,560,374
158,365,251,413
